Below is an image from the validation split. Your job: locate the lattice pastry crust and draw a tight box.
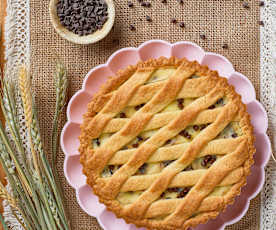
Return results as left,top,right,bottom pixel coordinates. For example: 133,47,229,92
79,57,255,230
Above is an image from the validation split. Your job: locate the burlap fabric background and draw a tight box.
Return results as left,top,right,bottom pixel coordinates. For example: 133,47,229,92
30,0,260,229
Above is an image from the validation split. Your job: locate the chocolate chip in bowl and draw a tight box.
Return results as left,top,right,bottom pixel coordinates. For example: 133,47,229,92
49,0,115,44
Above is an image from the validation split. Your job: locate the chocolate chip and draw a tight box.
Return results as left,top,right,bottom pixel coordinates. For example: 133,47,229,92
167,187,179,193
208,104,216,109
134,103,145,110
200,124,207,130
95,138,100,146
178,103,184,110
179,22,185,28
163,160,174,167
162,160,173,167
177,98,184,109
138,163,147,174
160,192,165,198
57,0,109,36
222,43,228,49
243,2,250,9
165,139,172,145
216,98,224,104
193,125,199,131
137,136,143,141
183,165,193,171
146,15,152,22
259,1,264,7
180,130,189,138
177,98,184,104
200,34,206,40
128,1,134,7
171,18,177,24
119,112,126,118
108,165,115,174
259,20,264,26
201,155,217,167
132,143,139,148
177,188,190,198
232,133,238,138
130,24,136,31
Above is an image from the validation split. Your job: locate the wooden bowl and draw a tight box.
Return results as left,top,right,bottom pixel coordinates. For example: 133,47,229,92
49,0,115,45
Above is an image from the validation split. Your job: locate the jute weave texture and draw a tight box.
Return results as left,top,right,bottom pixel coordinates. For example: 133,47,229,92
30,0,260,229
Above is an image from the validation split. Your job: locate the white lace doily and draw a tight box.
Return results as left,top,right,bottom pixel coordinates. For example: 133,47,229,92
260,1,276,230
3,0,276,229
3,0,29,229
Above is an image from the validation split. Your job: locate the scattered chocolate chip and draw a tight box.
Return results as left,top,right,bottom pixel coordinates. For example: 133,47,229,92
232,133,238,138
179,22,185,28
171,18,177,24
177,188,190,198
243,1,250,9
128,1,134,7
146,15,152,22
160,192,166,198
130,24,136,31
57,0,109,36
119,112,126,118
137,136,144,141
259,20,264,26
200,34,206,40
208,104,216,109
193,125,199,131
259,1,264,7
95,138,100,146
186,134,192,140
222,43,229,49
132,143,139,148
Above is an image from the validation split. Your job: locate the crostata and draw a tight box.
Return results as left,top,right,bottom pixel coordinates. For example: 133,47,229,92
79,57,255,230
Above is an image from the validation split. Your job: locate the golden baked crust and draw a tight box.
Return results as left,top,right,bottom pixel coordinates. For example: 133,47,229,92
79,57,255,230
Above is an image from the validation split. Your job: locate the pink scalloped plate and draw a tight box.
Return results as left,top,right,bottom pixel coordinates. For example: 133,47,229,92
61,40,271,230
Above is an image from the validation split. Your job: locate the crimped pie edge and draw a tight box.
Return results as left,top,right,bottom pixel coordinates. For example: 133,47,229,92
79,57,255,230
